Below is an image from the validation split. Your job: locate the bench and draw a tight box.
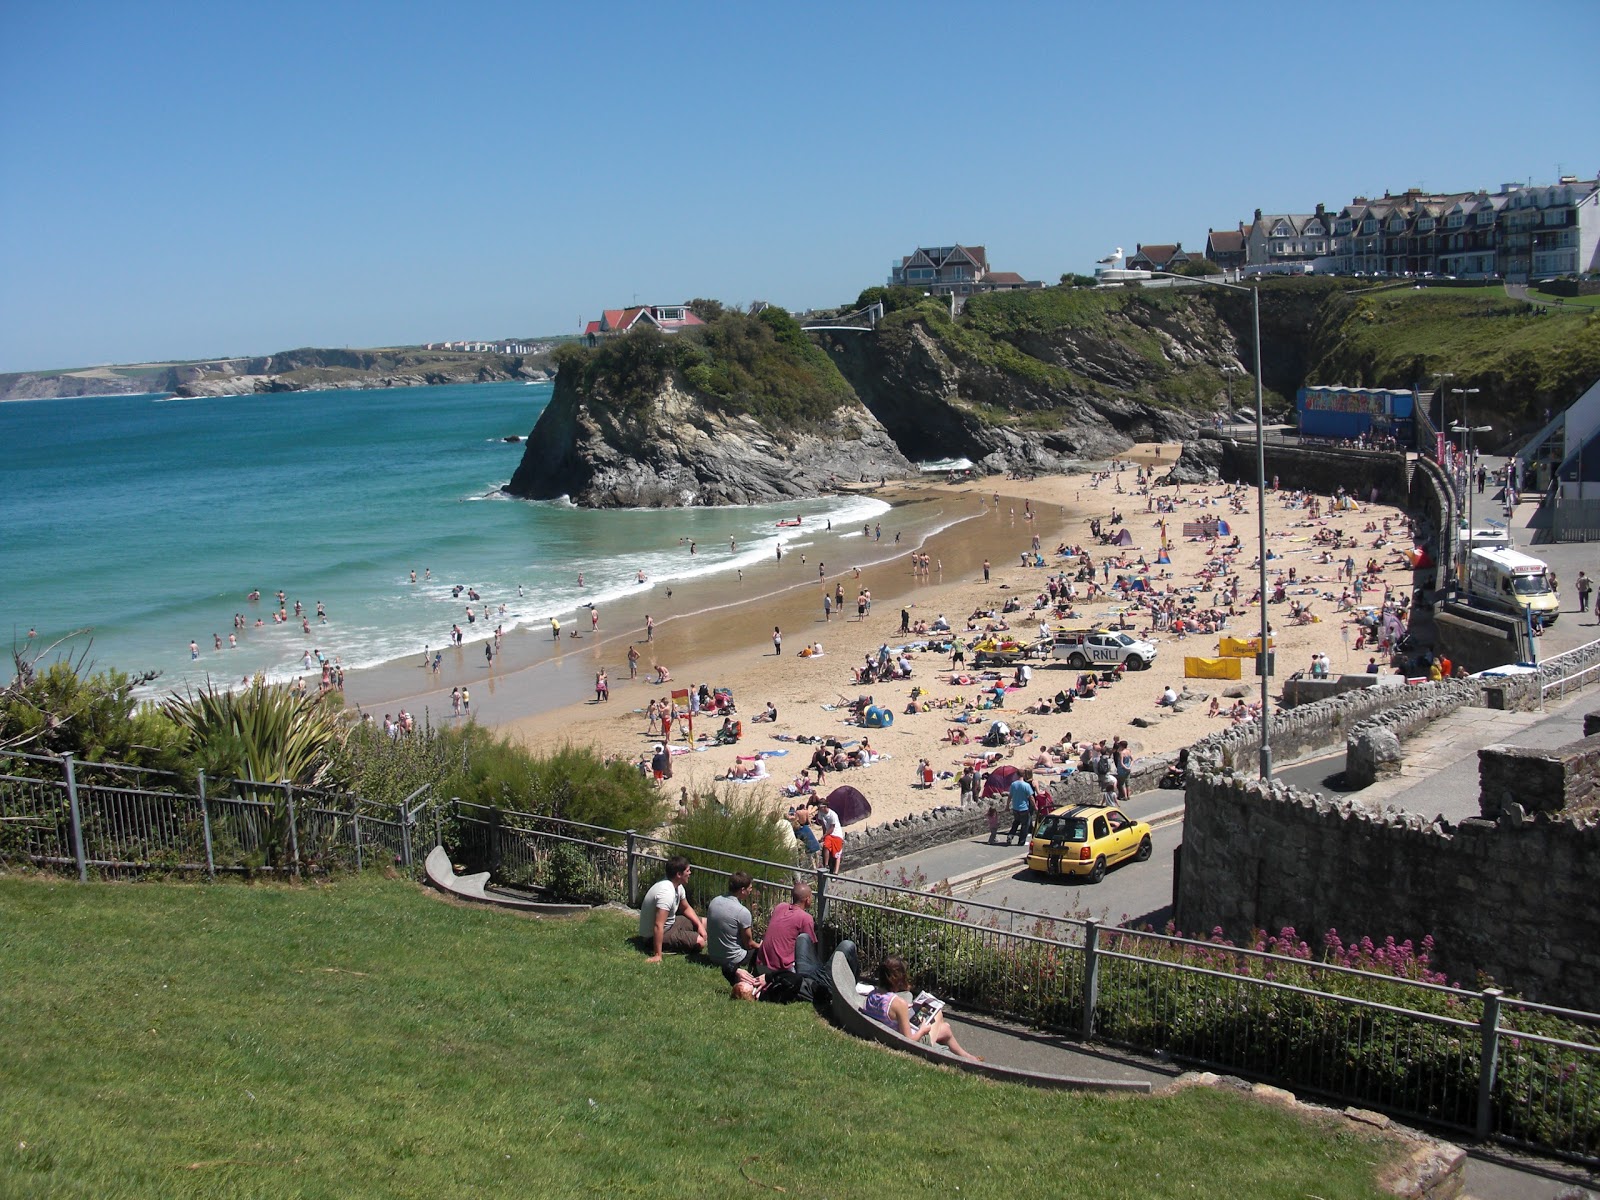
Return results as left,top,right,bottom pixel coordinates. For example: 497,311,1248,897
826,952,1150,1093
424,845,593,916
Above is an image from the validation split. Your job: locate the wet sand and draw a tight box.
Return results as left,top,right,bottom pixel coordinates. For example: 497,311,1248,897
346,446,1418,833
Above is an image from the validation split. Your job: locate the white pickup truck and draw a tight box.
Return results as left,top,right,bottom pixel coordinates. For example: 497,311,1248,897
1051,629,1159,671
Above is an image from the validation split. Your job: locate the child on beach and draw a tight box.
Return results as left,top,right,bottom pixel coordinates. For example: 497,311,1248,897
986,803,999,845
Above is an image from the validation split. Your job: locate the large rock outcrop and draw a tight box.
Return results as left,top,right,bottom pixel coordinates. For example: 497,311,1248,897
818,300,1242,472
505,373,912,508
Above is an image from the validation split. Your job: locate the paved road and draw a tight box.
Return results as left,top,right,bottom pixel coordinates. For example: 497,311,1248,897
846,786,1184,931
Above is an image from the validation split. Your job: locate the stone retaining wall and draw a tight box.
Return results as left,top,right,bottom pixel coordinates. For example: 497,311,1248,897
1281,674,1382,707
1208,440,1411,507
1483,635,1600,712
1174,770,1600,1007
1407,455,1456,594
1434,604,1523,678
1344,686,1479,788
1189,679,1479,774
1479,736,1600,819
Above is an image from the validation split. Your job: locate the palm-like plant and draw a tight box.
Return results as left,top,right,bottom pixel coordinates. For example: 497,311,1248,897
165,679,342,787
165,681,345,870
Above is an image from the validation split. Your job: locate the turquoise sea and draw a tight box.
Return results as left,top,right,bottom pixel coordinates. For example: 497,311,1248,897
1,382,889,693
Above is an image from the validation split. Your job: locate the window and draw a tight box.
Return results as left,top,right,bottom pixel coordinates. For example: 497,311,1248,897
1447,213,1465,228
1417,217,1434,232
1093,816,1110,839
1362,219,1377,234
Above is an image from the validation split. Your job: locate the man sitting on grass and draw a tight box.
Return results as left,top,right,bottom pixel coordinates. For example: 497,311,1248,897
706,871,761,984
638,855,706,963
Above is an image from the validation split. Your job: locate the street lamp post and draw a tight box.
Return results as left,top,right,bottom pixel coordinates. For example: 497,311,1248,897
1449,386,1483,538
1139,270,1274,781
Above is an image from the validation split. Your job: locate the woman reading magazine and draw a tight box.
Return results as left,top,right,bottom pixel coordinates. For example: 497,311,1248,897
862,956,981,1061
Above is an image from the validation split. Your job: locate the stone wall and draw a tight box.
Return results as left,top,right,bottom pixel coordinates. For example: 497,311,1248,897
1207,438,1410,507
1434,604,1523,678
1406,455,1456,596
1479,736,1600,819
1189,679,1479,774
1481,636,1600,712
1175,770,1600,1006
1343,686,1478,788
1282,674,1382,707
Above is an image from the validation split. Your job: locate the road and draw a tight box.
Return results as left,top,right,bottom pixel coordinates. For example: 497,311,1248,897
846,786,1184,933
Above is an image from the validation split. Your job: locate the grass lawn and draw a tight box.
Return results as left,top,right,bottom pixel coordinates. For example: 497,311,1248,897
1527,286,1600,311
0,875,1407,1199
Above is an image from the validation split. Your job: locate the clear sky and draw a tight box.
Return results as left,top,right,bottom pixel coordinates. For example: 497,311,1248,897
2,0,1595,373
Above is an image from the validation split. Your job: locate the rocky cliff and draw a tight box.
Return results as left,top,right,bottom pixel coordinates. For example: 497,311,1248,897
167,349,551,397
506,370,911,507
818,297,1241,472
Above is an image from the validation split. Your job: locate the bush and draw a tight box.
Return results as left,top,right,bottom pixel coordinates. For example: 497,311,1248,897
0,660,187,775
669,785,804,911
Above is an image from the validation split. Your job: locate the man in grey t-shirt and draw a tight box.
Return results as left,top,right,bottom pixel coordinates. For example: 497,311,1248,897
638,855,706,963
705,871,761,983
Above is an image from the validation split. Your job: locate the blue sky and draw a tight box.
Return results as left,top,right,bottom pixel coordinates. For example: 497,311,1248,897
1,0,1595,373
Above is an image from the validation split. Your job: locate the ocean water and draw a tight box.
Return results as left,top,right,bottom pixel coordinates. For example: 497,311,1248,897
1,382,889,692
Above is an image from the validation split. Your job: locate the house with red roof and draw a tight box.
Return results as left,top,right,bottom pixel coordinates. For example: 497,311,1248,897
1204,226,1247,270
1125,242,1193,273
582,303,706,346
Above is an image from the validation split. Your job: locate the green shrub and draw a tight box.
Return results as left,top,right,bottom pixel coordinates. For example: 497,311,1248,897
669,785,804,910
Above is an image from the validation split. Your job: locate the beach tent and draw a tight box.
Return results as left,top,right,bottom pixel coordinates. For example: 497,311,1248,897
981,763,1021,798
1112,529,1134,546
1156,550,1171,564
824,785,872,827
1217,520,1231,536
862,705,894,728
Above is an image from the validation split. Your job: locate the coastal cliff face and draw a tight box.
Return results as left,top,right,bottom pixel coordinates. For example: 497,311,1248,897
818,291,1251,472
167,350,550,397
506,371,911,507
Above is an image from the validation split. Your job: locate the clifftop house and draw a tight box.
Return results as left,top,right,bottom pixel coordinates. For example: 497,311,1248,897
889,244,1041,297
1204,226,1247,269
1223,175,1599,280
583,303,705,346
1125,243,1193,272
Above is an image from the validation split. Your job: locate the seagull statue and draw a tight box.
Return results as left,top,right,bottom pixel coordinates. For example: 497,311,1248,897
1096,247,1123,264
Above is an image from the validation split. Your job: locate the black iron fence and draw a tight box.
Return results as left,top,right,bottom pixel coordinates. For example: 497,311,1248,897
450,802,1600,1165
0,751,432,879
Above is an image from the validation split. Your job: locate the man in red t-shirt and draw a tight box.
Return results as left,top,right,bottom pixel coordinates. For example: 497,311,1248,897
755,881,857,998
756,882,816,975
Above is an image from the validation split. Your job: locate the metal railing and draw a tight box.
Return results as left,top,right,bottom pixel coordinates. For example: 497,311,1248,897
452,802,1600,1164
0,751,431,879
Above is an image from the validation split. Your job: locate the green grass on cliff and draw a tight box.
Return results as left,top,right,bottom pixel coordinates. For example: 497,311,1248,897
555,308,853,431
0,875,1404,1200
1306,287,1600,424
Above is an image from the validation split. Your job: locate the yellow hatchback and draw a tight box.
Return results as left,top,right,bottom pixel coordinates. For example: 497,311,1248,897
1025,803,1153,883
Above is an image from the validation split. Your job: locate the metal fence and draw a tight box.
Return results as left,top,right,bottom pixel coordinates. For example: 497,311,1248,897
452,803,1600,1165
0,751,431,879
1548,496,1600,544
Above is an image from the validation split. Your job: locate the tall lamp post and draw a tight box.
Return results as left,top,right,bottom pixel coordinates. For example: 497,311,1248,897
1448,386,1482,529
1140,270,1274,781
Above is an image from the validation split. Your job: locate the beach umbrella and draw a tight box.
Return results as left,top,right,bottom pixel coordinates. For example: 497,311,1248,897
824,785,872,826
982,764,1021,797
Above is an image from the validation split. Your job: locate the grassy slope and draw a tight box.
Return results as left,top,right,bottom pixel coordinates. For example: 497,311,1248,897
0,876,1402,1200
880,281,1598,433
1305,287,1600,423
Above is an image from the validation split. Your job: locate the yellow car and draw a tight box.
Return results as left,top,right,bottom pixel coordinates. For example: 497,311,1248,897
1025,803,1153,883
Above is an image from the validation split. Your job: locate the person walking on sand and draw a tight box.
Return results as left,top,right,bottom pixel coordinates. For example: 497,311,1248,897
823,592,833,621
772,626,782,656
550,616,561,641
645,614,654,642
628,644,640,679
983,559,991,582
591,607,600,633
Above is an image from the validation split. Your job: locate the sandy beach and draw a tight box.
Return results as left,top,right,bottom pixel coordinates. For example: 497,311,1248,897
341,445,1417,835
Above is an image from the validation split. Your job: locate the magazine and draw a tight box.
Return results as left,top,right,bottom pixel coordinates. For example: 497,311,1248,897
909,991,945,1027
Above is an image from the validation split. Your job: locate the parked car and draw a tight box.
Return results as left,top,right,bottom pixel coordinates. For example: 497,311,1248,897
1025,803,1153,883
1051,628,1158,671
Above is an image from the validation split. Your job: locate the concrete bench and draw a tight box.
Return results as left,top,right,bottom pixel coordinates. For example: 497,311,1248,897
424,846,593,916
826,951,1150,1092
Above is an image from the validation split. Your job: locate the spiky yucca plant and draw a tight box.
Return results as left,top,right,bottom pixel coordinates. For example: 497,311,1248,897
165,680,343,789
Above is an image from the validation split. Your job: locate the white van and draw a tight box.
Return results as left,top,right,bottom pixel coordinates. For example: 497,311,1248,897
1465,548,1560,625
